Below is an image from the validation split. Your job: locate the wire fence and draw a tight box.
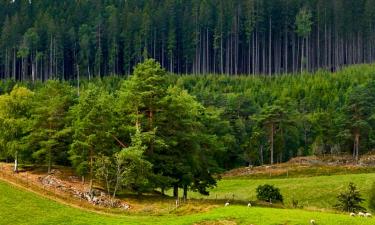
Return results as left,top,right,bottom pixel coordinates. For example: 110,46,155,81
0,163,260,211
0,163,96,209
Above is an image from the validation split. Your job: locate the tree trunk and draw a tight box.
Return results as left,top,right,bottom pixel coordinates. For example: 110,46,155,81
48,149,52,174
354,133,360,162
89,148,94,192
173,184,179,199
269,16,272,76
183,185,188,201
270,123,275,165
14,151,18,173
13,48,16,80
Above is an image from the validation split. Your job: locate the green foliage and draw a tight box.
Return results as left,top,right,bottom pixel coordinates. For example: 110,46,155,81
69,84,117,183
335,182,365,212
0,86,34,171
30,80,75,171
295,8,313,38
117,130,152,194
95,131,152,197
369,182,375,211
344,81,375,160
1,61,375,199
256,184,283,203
117,59,220,196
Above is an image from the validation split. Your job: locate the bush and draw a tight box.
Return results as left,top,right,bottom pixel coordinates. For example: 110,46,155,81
256,184,283,203
369,182,375,211
335,182,365,212
292,198,303,209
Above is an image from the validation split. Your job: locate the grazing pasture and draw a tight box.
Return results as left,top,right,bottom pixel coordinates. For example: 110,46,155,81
188,173,375,210
1,172,375,225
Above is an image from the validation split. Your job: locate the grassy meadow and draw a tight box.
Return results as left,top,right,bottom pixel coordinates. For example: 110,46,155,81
2,172,375,225
187,173,375,210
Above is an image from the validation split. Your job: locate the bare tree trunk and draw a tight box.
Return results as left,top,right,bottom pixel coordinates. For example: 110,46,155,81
14,151,18,173
270,123,275,165
259,145,264,165
354,133,360,162
13,48,16,80
183,185,188,201
173,184,179,199
268,16,272,76
89,148,94,192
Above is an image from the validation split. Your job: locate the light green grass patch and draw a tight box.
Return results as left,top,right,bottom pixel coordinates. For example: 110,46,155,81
187,173,375,210
1,180,375,225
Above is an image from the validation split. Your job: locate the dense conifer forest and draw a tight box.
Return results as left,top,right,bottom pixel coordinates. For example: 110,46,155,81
2,0,375,80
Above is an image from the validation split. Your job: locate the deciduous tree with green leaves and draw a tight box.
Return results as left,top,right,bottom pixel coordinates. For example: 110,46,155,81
0,86,34,172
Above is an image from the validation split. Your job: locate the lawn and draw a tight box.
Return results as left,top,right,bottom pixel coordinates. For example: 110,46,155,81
187,173,375,210
1,179,375,225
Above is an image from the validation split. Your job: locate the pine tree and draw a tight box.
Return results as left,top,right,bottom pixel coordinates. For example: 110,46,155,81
30,80,74,173
69,84,116,189
335,182,365,212
345,81,375,161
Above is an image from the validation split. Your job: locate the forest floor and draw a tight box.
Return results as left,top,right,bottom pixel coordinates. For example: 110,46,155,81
1,155,375,224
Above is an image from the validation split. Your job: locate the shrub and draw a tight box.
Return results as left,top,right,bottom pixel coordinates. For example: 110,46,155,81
369,181,375,211
335,182,365,212
292,198,303,209
256,184,283,203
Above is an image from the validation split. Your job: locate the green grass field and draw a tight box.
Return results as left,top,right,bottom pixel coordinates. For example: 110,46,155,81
188,173,375,210
1,173,375,225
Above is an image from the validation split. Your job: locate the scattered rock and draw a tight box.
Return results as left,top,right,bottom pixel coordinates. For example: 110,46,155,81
38,174,131,209
49,169,62,176
68,176,79,182
40,175,64,188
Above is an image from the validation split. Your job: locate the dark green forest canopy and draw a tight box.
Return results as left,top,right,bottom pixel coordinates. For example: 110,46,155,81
1,0,375,80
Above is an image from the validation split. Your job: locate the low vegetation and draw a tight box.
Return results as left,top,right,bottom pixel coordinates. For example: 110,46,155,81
369,182,375,212
335,183,365,213
256,184,283,203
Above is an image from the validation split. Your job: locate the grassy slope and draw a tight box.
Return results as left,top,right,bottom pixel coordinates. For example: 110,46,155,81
1,180,375,225
188,173,375,210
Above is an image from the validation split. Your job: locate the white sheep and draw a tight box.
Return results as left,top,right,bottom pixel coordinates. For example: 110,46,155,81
365,212,372,218
310,219,316,224
349,212,356,217
358,212,365,217
225,202,230,207
247,202,252,207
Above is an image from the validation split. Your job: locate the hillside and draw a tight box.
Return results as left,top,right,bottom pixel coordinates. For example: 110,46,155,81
2,157,375,211
1,176,374,225
2,1,375,224
2,0,375,79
